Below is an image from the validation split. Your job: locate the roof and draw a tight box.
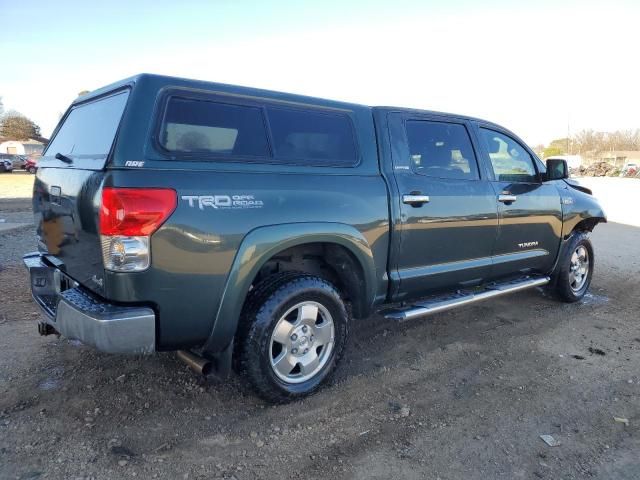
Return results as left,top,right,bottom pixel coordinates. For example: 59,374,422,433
72,73,367,112
73,73,499,125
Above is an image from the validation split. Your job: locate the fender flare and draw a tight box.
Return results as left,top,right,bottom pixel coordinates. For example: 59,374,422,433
548,186,606,277
202,222,377,354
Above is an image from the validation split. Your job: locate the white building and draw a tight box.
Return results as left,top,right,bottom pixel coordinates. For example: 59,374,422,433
0,139,46,156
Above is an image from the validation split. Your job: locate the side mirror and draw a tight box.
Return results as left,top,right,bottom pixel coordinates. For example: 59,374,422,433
545,159,568,180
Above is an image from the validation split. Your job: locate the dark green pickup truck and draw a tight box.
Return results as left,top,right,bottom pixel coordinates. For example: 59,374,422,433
24,74,605,402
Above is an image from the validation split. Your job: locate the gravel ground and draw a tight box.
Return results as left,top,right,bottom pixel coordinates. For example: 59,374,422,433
0,177,639,480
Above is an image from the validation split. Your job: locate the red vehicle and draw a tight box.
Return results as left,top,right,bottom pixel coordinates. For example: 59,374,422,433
24,157,38,174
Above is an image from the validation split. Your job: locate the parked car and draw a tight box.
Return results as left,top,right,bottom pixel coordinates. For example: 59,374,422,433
15,155,28,169
0,153,23,170
24,157,38,174
621,163,638,177
24,74,606,402
0,158,13,173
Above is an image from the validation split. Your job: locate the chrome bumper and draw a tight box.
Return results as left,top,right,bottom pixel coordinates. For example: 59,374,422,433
23,252,156,354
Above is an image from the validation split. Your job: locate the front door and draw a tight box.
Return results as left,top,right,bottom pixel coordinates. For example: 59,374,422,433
389,113,498,301
474,126,563,278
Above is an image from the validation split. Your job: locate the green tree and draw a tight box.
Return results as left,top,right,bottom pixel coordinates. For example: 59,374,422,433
0,111,41,140
549,137,569,151
0,96,4,117
543,146,564,158
542,137,570,158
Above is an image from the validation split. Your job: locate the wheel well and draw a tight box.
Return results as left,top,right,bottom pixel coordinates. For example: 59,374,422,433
252,242,368,318
567,217,605,238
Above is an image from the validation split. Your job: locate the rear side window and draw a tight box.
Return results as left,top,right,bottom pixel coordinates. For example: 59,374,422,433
45,90,129,157
405,120,479,180
267,107,357,165
160,97,270,157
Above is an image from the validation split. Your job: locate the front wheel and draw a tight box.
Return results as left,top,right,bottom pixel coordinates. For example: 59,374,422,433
28,166,36,174
236,273,349,403
552,232,594,302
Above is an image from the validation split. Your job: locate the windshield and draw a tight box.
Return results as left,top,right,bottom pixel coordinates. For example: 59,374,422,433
44,90,130,158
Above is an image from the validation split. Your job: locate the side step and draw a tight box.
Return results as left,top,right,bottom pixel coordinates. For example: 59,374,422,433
382,276,550,321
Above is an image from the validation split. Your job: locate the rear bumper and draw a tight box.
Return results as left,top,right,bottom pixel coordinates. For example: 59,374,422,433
23,252,156,354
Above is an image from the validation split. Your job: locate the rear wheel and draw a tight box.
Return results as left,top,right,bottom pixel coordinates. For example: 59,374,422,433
236,273,349,403
552,232,594,302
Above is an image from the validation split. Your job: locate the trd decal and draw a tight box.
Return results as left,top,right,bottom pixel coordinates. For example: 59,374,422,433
181,194,264,210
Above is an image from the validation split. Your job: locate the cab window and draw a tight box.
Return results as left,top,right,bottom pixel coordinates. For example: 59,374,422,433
405,120,479,180
479,128,538,183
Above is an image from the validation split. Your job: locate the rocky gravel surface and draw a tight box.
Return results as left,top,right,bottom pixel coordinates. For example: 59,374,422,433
1,182,639,479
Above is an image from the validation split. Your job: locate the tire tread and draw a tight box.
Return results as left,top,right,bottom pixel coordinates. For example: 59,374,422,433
236,273,349,403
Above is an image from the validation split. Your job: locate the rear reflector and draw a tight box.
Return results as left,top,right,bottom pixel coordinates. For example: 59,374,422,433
100,187,176,237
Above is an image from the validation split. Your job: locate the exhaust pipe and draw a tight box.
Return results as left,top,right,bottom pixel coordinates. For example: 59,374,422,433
177,350,212,376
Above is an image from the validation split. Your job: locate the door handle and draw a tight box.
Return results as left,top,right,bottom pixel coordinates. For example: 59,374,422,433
498,194,517,203
402,194,430,206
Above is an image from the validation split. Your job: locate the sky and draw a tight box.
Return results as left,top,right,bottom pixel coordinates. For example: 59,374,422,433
1,0,639,146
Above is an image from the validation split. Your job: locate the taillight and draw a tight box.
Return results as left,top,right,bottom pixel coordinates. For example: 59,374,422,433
100,187,176,236
99,187,176,272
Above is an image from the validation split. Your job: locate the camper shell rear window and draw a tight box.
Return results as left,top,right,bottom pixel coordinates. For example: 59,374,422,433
157,93,359,167
44,90,130,159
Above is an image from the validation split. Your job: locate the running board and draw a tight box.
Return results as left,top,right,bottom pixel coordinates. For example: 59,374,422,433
382,276,550,322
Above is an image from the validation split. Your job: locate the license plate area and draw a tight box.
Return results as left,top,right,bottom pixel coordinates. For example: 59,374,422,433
30,264,77,320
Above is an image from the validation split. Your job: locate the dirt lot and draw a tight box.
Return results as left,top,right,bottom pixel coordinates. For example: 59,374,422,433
1,174,639,479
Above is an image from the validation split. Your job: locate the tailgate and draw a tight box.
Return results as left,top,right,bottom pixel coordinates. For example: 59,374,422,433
34,90,130,295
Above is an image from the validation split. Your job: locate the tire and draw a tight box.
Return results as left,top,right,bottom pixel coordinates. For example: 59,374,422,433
28,167,36,174
236,273,349,403
552,232,594,302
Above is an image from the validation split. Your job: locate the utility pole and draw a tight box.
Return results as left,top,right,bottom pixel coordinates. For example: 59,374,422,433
567,114,571,155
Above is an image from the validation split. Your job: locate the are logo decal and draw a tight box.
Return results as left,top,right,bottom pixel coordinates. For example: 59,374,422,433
518,241,539,248
181,194,264,210
124,160,145,167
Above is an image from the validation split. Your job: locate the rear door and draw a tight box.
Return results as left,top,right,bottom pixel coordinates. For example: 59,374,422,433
474,125,562,278
388,113,498,301
33,89,130,295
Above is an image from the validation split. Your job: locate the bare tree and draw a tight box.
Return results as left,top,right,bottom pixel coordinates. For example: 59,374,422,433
549,129,640,157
